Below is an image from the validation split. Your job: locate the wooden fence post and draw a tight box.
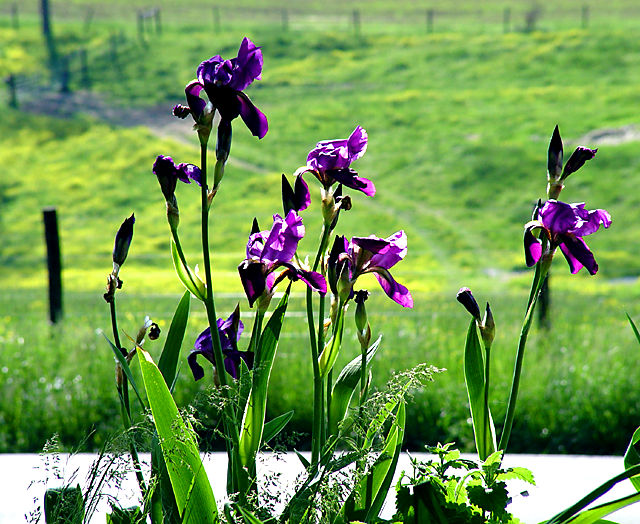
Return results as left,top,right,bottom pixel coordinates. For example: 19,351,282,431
80,48,89,85
110,33,118,62
503,7,511,33
352,9,361,37
43,207,63,324
6,74,18,108
11,3,19,29
426,9,434,33
137,11,144,41
84,7,94,31
59,55,70,93
154,8,162,35
581,5,589,28
213,6,221,32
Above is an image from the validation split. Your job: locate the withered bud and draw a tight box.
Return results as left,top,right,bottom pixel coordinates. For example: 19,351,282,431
172,104,191,119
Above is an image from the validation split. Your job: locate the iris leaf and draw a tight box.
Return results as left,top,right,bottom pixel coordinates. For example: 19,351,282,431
624,426,640,492
238,289,289,473
328,336,381,435
137,347,217,523
262,410,294,446
158,291,190,391
340,401,406,522
171,239,206,301
463,319,496,460
102,333,146,410
318,307,345,378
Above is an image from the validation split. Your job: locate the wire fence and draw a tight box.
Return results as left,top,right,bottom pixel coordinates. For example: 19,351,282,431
4,1,640,33
3,0,638,110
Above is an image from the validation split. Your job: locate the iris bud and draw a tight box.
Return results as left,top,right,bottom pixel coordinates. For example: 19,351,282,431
112,213,135,268
354,289,369,333
480,302,495,348
456,287,481,322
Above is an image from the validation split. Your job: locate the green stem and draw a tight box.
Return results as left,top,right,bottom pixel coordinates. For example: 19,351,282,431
199,141,244,497
109,298,147,499
306,224,331,464
484,344,492,454
498,259,549,451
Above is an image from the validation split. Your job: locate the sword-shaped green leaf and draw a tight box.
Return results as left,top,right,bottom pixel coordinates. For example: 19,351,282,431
137,347,217,523
463,319,496,460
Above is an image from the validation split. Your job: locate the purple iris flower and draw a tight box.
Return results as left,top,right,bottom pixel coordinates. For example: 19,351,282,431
524,200,611,275
297,126,375,196
328,231,413,308
152,155,201,200
238,211,326,307
188,306,252,381
178,38,268,139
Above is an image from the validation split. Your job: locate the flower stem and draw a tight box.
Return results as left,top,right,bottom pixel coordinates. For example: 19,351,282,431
306,224,331,464
498,259,549,452
483,343,492,454
109,298,147,500
199,141,245,497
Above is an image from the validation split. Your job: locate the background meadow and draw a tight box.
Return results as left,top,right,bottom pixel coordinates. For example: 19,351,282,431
2,0,640,454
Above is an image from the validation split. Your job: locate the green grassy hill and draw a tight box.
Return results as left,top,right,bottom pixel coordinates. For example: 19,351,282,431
2,11,640,453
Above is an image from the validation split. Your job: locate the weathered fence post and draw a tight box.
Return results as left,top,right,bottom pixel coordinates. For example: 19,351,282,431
503,7,511,33
6,74,18,108
84,7,94,31
11,3,19,29
80,48,89,85
426,9,434,33
581,5,589,29
352,9,361,38
110,32,118,62
213,6,221,31
281,8,288,31
59,54,70,93
43,207,63,324
137,11,144,41
154,8,162,35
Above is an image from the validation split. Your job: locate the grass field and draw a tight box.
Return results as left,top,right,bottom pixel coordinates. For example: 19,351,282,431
2,3,640,454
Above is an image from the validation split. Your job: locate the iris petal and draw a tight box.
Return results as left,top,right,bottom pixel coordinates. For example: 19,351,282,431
559,234,598,275
524,228,542,267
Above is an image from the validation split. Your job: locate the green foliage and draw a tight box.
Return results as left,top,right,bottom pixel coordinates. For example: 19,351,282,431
44,485,84,524
463,319,496,460
5,13,640,456
397,445,534,523
106,505,145,524
137,347,218,523
239,291,289,474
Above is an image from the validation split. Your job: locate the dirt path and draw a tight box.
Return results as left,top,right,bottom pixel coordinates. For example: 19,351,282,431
21,89,269,173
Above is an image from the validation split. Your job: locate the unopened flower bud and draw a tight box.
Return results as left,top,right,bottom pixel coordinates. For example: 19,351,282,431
354,289,369,333
321,188,335,226
216,119,232,164
112,214,135,267
337,263,352,303
480,302,495,348
456,287,481,321
172,104,191,119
